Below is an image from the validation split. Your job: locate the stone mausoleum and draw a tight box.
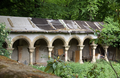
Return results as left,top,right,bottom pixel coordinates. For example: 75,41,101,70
0,16,118,65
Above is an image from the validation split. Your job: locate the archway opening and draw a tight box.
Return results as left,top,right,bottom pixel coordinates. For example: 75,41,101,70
68,38,79,62
95,44,104,59
34,39,48,65
83,38,92,62
12,39,29,65
2,42,8,49
52,39,64,61
108,46,116,61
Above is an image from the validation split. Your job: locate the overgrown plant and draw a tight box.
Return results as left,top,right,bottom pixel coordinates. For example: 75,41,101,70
0,23,10,58
90,17,120,78
91,17,120,47
86,64,105,78
33,59,120,78
44,56,77,78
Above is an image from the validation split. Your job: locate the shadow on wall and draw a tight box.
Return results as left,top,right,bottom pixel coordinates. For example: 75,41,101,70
82,38,92,62
2,42,8,49
108,46,116,61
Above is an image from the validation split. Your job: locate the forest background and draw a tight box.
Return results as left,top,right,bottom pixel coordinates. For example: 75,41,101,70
0,0,119,21
0,0,120,47
1,1,120,77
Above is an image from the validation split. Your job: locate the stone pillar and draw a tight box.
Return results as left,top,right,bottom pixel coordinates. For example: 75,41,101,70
64,46,70,62
91,44,97,63
18,46,23,61
48,46,54,59
35,46,40,63
78,45,84,64
103,45,109,62
6,48,14,58
28,47,35,65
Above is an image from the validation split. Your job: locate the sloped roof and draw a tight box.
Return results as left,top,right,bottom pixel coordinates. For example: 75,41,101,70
0,16,103,34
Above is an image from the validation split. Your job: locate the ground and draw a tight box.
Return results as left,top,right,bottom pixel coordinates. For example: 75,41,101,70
0,55,60,78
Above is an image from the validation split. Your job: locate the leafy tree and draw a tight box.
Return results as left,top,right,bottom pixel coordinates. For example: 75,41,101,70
0,0,120,21
0,23,10,57
91,17,120,47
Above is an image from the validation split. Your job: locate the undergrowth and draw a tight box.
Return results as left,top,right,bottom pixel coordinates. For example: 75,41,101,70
33,59,120,78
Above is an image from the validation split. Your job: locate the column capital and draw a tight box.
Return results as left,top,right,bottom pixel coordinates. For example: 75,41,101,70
7,48,14,51
7,48,14,55
28,47,35,53
48,46,54,52
102,45,109,49
64,46,70,51
91,44,97,49
78,45,84,50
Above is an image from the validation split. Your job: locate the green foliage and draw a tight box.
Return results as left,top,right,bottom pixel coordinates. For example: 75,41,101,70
44,57,76,78
87,64,105,78
33,60,120,78
0,23,10,58
0,0,120,21
91,17,120,47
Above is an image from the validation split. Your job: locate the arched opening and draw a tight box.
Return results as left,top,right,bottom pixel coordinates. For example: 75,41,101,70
2,42,8,49
34,39,48,65
108,46,116,61
68,38,79,62
52,39,64,61
12,39,29,65
95,44,104,58
83,38,92,62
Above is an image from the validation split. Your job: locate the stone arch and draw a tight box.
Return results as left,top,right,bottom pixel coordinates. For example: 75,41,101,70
68,36,82,45
11,35,32,48
68,36,81,62
82,36,94,45
32,35,50,47
82,36,94,62
51,36,67,46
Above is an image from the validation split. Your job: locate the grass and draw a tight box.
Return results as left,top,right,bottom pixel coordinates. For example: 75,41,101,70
32,60,120,78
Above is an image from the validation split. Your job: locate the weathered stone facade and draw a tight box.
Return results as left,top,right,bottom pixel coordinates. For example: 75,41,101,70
0,16,117,65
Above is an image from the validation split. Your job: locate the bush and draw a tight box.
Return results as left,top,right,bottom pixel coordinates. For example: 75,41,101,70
33,59,120,78
0,23,10,58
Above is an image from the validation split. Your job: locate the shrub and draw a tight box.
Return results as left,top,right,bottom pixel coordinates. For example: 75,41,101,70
44,57,77,78
0,23,10,58
33,58,120,78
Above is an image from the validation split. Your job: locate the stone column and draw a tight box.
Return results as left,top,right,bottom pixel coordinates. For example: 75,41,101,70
78,45,84,64
18,46,23,61
64,46,70,62
6,48,14,58
91,44,97,63
28,47,35,65
48,46,54,59
35,46,40,64
103,45,109,62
